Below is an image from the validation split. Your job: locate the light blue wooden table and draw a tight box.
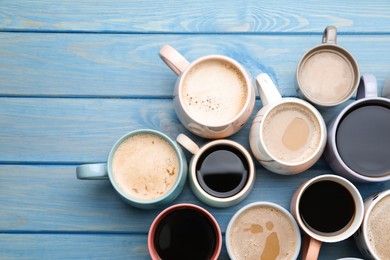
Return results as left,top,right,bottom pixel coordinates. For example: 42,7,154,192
1,1,390,259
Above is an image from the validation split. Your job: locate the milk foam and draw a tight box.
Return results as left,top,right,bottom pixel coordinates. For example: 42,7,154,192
262,102,321,163
300,51,354,104
367,194,390,259
228,205,297,259
182,59,248,126
112,133,179,200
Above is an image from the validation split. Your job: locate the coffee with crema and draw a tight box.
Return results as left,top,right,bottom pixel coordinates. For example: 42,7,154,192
299,51,355,105
182,59,248,126
112,133,179,200
262,102,321,164
228,205,298,260
367,194,390,259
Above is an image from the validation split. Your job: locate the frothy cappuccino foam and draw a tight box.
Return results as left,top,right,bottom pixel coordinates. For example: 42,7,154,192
182,59,248,126
367,194,390,259
228,205,298,260
112,133,179,200
262,102,321,164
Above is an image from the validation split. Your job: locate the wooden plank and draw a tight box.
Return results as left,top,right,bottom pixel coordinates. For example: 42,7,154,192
0,165,388,233
1,33,389,97
1,1,390,33
0,233,366,259
0,98,350,163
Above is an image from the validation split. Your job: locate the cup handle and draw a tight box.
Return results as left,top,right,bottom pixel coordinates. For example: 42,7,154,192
302,235,322,260
256,73,282,106
159,45,191,76
357,74,378,99
176,134,200,155
322,26,337,44
76,163,109,180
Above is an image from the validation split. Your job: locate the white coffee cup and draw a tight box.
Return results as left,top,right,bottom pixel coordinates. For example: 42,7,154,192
354,189,390,260
176,133,255,208
290,174,364,260
159,45,256,139
226,201,301,260
249,73,327,175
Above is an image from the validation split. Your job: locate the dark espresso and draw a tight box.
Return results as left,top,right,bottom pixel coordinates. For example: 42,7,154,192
154,208,217,260
336,104,390,177
299,180,355,234
196,145,249,198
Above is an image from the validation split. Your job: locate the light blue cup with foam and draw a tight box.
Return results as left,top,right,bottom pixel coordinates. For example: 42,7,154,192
76,129,188,209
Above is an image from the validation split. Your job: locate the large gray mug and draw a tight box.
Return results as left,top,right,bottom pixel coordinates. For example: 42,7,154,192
324,74,390,182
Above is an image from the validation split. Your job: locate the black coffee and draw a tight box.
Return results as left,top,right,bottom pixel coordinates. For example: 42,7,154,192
336,104,390,177
299,180,355,234
154,208,217,260
196,145,249,198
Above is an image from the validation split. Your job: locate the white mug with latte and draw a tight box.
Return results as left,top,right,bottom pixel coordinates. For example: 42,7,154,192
159,45,256,139
76,129,188,209
354,189,390,260
249,73,327,175
226,202,301,260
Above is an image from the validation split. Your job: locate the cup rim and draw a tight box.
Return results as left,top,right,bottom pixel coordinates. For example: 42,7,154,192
293,174,364,243
328,97,390,181
296,44,360,107
361,189,390,259
177,54,254,127
107,129,186,207
225,201,301,260
148,203,222,260
189,139,255,207
259,98,327,167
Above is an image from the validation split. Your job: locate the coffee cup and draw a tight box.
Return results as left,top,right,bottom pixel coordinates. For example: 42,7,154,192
159,45,256,139
249,73,327,175
226,201,301,260
296,25,360,107
354,189,390,260
76,129,187,209
176,133,255,208
324,74,390,182
148,203,222,260
290,174,364,260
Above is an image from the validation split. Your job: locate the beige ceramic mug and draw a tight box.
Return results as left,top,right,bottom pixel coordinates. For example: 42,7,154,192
159,45,256,139
296,25,360,107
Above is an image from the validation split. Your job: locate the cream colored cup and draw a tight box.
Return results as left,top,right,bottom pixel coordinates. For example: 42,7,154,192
249,73,327,175
296,26,360,107
159,45,255,139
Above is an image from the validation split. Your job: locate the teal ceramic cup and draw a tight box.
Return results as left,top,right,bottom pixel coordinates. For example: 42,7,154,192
76,129,188,209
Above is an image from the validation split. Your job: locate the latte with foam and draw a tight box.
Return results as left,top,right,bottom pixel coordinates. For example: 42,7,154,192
181,59,248,126
112,133,179,200
299,50,355,105
262,102,321,164
366,194,390,259
228,205,298,260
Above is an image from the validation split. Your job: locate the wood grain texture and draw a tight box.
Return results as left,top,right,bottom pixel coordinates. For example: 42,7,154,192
1,0,390,33
0,33,390,97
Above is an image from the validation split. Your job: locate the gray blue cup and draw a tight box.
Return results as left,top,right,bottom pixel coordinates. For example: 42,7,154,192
76,129,188,209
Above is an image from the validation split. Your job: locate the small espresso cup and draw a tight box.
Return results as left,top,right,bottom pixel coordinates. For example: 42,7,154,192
226,202,301,260
325,74,390,182
354,189,390,260
290,174,364,260
176,133,255,208
296,25,360,107
148,203,222,260
159,45,256,139
76,129,187,209
249,73,327,175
